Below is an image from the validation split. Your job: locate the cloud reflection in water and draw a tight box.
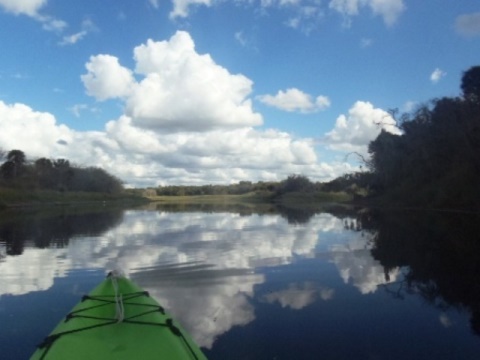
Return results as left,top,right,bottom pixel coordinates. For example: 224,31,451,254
0,210,396,348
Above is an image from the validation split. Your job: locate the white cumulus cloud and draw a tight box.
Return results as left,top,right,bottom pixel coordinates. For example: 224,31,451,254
0,96,348,186
329,0,405,26
59,31,88,46
149,0,160,9
263,282,334,309
59,19,97,46
430,68,446,83
325,101,401,155
170,0,213,19
368,0,405,26
166,1,400,30
258,88,331,113
0,31,359,186
0,101,73,158
83,31,262,132
0,211,391,347
329,226,400,294
81,55,135,100
0,0,67,34
0,0,46,16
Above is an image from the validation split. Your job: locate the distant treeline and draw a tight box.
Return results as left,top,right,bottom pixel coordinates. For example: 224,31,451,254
364,66,480,209
149,174,348,197
0,150,123,194
152,181,275,196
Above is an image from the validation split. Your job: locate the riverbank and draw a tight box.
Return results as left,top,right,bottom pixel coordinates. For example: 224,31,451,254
0,187,353,211
0,187,148,210
148,190,352,207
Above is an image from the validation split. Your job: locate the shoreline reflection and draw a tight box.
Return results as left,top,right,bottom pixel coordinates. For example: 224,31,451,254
1,206,480,359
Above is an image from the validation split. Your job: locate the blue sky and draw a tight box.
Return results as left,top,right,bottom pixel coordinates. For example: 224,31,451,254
0,0,479,186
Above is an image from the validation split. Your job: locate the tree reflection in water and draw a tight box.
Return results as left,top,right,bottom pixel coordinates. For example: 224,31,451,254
358,209,480,336
0,208,124,256
2,203,479,338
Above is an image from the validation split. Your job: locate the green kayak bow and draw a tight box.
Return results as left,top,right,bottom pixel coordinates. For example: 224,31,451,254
31,272,208,359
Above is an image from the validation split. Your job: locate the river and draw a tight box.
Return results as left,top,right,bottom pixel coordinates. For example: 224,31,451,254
1,203,479,359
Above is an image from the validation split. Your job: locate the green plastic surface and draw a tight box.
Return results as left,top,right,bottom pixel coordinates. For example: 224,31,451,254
30,275,208,360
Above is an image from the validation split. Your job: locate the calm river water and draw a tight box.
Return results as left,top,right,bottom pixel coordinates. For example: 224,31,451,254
1,204,479,359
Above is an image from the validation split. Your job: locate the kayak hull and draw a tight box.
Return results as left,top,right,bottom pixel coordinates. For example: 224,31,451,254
30,274,207,360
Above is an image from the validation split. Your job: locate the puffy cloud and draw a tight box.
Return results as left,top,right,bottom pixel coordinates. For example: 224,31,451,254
328,226,400,294
258,88,330,113
81,54,135,100
146,274,260,349
329,0,359,17
149,0,160,9
332,246,398,294
325,101,401,155
284,4,324,34
59,31,88,46
0,210,394,347
170,0,213,19
41,17,67,32
263,282,334,309
82,31,262,132
0,0,67,34
59,19,97,46
0,248,66,295
166,1,400,30
455,12,480,37
234,31,247,46
329,0,405,26
103,116,322,184
0,101,73,158
430,68,446,83
69,104,88,117
0,211,333,346
0,0,46,16
0,99,344,186
1,31,358,186
0,211,343,297
129,32,262,131
255,1,326,34
368,0,405,26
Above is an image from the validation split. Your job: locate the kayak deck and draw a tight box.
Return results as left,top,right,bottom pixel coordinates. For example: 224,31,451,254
31,273,207,359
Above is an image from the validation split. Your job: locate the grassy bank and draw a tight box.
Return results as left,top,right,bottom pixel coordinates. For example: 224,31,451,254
0,187,148,209
148,190,351,206
147,191,273,204
1,188,352,211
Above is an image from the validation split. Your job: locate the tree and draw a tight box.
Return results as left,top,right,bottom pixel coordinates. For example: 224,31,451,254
368,130,404,189
279,174,314,193
7,149,26,165
53,159,73,191
34,158,55,189
364,66,480,207
0,161,16,181
0,150,27,182
461,66,480,102
7,149,26,179
69,167,123,193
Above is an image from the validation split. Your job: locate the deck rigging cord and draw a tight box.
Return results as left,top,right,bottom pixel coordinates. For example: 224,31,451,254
110,270,125,322
35,271,201,360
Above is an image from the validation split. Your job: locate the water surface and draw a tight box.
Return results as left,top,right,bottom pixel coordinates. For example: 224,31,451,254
1,205,479,359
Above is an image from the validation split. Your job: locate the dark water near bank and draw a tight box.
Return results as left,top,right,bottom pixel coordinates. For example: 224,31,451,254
1,204,480,359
